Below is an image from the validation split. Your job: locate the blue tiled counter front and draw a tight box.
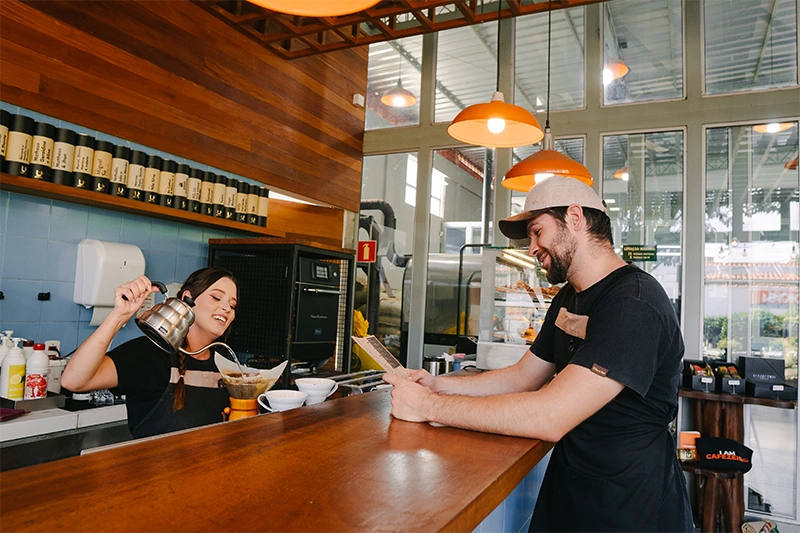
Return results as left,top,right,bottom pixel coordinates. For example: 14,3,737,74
473,451,551,533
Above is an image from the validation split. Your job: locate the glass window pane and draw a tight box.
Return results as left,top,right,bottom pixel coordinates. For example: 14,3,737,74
515,6,585,113
703,122,800,517
602,131,684,316
435,24,498,124
704,0,799,95
510,137,586,212
427,147,487,344
359,153,418,365
603,0,684,105
365,37,423,130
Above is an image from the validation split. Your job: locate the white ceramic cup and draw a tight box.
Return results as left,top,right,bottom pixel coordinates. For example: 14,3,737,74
257,390,308,412
295,378,338,406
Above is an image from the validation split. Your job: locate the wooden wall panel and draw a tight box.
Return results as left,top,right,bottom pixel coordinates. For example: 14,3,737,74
0,0,366,213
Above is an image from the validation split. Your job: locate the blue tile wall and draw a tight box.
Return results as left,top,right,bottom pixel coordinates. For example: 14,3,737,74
471,452,551,533
0,191,247,355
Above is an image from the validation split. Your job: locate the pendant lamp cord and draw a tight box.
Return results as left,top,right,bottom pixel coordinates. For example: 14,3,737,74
546,0,552,129
495,0,502,90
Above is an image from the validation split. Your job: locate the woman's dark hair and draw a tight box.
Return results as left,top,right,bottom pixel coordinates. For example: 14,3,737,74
173,267,239,412
544,206,614,247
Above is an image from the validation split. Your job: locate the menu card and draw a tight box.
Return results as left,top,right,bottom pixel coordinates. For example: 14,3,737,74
351,336,412,378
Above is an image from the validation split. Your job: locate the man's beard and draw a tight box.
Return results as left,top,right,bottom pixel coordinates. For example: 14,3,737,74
542,225,576,285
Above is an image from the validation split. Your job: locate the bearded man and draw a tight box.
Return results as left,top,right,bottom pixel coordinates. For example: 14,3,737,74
383,176,694,532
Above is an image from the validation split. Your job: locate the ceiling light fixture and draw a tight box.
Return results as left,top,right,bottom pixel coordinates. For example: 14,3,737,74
603,58,630,86
613,166,629,181
446,3,543,148
786,157,798,170
503,0,592,191
753,122,794,134
381,44,417,108
247,0,380,17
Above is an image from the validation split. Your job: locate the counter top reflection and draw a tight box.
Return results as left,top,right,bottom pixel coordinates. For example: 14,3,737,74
0,390,552,532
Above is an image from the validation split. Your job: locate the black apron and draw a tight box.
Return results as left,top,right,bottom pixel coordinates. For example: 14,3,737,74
132,353,230,439
530,265,672,532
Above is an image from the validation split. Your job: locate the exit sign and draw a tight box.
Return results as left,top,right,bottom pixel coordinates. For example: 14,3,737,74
358,240,377,263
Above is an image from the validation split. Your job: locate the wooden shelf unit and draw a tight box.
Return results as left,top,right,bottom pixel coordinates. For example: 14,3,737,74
1,172,285,238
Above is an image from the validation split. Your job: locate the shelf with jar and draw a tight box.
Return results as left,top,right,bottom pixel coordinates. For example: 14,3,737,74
0,109,282,237
474,247,558,369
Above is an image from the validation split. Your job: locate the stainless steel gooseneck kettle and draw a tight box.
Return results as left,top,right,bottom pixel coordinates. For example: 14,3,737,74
131,282,243,369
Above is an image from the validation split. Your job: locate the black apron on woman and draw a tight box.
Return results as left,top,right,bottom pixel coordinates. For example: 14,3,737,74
108,337,230,439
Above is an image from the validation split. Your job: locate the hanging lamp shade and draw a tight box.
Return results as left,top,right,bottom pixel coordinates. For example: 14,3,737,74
502,127,593,191
247,0,380,17
753,122,794,134
613,166,629,181
381,79,417,108
785,157,798,170
603,58,630,86
447,92,544,149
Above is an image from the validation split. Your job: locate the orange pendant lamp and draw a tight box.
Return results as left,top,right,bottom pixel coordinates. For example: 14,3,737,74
603,58,630,86
447,3,543,149
786,157,798,170
247,0,380,17
381,48,417,108
502,0,592,191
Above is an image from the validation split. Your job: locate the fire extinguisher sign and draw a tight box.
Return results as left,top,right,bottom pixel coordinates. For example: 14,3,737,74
358,240,377,263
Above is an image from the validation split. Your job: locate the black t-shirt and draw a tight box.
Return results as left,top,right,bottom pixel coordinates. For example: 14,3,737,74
529,264,692,531
108,337,221,434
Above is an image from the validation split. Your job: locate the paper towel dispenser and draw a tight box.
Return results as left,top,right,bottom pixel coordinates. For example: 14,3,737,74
74,239,146,307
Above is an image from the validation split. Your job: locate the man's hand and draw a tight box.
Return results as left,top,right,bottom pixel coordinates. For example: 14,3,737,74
407,368,439,392
382,372,435,423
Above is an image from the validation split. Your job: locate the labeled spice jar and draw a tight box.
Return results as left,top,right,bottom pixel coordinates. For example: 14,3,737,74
50,127,77,186
4,114,34,177
110,145,130,197
0,110,10,168
91,140,114,194
143,154,163,204
257,186,270,227
225,177,238,220
187,167,202,213
30,121,56,181
213,173,227,218
236,180,249,223
72,133,95,190
174,163,190,211
126,150,147,202
201,170,216,216
158,159,176,207
247,184,259,225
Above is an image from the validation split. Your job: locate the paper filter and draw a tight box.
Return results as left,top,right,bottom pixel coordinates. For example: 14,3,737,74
215,353,287,399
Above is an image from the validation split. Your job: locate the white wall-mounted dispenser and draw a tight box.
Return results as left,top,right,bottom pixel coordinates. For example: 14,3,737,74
74,239,146,326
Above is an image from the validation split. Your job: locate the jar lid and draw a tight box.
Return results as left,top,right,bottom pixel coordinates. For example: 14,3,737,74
34,343,45,350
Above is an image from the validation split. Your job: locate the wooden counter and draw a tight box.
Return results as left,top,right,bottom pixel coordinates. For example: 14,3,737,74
0,391,553,532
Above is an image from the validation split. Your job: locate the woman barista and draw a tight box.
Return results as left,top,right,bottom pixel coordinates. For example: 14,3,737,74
61,268,238,438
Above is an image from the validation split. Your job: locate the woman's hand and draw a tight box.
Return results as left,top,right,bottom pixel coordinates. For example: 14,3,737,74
113,275,160,322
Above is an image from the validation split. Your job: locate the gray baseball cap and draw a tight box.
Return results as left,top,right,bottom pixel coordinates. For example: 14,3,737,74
498,176,605,240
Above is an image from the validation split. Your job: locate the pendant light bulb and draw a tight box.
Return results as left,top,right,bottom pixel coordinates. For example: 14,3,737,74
603,59,630,86
790,245,798,261
730,237,739,248
487,118,506,134
535,173,555,183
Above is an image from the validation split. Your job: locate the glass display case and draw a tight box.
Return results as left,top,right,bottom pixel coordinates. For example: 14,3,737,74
476,247,558,369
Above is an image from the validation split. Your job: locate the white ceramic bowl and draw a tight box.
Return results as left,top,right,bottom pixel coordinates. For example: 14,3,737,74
257,390,308,412
295,378,338,405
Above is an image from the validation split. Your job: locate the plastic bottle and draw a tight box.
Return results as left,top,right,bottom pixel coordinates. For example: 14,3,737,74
0,338,27,400
22,339,34,361
24,343,49,399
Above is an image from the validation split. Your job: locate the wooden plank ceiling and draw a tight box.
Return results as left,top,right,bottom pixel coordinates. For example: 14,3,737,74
197,0,608,59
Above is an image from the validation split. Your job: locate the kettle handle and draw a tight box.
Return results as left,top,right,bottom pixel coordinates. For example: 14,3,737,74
121,280,168,301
